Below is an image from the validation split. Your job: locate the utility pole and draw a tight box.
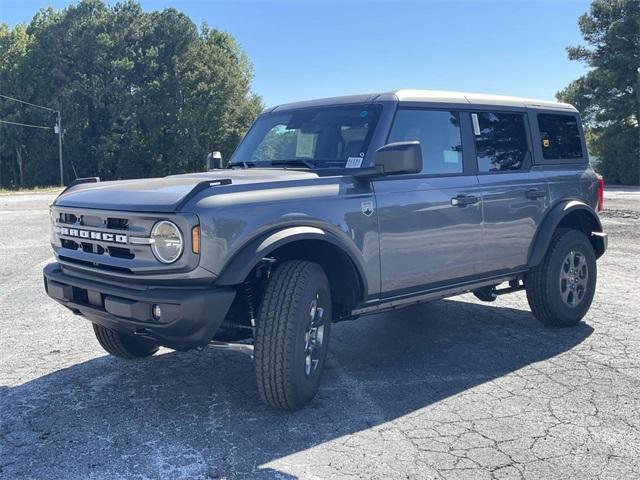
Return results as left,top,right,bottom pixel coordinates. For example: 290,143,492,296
0,94,65,186
56,111,64,186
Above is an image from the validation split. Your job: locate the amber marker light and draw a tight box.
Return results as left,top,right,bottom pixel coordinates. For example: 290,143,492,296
192,225,200,254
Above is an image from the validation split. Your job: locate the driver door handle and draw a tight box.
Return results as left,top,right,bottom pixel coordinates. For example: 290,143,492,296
525,188,547,199
451,194,479,207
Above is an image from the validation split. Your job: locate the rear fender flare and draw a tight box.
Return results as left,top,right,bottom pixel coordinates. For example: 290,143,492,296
528,200,603,267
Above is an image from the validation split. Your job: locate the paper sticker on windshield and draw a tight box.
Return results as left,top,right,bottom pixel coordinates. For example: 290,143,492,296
346,157,363,168
296,133,316,158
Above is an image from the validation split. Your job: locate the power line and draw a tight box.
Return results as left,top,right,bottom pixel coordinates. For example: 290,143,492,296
0,118,53,130
0,93,64,186
0,93,57,113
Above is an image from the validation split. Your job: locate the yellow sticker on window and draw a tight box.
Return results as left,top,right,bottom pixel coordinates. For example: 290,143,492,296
543,138,550,148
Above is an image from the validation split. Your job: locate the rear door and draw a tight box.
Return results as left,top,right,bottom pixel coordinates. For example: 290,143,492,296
471,110,549,272
373,108,484,296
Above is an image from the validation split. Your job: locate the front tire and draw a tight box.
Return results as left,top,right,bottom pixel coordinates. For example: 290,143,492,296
254,260,332,410
526,228,597,327
92,324,159,359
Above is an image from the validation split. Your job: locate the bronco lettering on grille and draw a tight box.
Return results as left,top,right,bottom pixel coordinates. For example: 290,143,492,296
59,227,127,244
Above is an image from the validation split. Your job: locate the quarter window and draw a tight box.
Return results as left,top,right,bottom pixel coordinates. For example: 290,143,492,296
538,114,583,160
388,109,463,174
474,112,529,172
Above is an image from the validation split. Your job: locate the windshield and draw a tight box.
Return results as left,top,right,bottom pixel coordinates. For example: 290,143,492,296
230,105,381,169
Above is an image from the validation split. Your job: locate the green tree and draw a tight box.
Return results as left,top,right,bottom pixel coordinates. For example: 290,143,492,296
0,0,262,188
557,0,640,185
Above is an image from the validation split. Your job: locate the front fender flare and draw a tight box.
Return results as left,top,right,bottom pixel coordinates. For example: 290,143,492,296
215,226,368,294
528,200,603,267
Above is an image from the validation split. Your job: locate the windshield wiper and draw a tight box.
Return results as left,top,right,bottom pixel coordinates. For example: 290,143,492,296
229,160,255,168
229,159,318,169
270,159,317,169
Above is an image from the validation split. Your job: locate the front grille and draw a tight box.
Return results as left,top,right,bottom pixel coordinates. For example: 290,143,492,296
53,208,140,269
58,255,133,274
108,246,134,259
60,213,79,224
107,218,129,230
60,238,133,259
58,212,130,230
51,206,198,277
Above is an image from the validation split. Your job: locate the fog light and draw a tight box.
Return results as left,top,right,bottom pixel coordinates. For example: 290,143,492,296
152,304,162,321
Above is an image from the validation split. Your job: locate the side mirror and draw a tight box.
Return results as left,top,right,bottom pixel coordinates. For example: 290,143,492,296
206,151,223,170
374,141,422,175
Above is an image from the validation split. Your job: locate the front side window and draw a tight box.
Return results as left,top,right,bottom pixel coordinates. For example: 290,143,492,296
230,105,381,169
474,112,529,172
387,109,463,174
538,114,584,160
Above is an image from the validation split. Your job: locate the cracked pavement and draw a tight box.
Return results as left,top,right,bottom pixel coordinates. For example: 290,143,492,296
1,189,639,479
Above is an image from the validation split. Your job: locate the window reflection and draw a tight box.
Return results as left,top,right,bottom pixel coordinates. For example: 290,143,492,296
475,112,528,172
538,114,583,160
388,110,463,175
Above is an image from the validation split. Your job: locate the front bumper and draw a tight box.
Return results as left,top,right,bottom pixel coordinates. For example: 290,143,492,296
43,263,236,350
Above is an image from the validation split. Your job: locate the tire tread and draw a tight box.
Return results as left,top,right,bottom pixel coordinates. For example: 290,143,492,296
254,260,320,409
526,228,596,327
92,324,158,359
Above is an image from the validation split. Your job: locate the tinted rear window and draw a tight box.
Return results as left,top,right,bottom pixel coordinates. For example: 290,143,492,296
474,112,529,172
538,114,584,160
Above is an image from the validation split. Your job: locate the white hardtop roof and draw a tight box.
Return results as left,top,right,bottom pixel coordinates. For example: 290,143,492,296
272,89,577,112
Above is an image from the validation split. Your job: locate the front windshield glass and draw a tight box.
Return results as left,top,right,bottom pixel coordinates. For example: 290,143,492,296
229,105,381,169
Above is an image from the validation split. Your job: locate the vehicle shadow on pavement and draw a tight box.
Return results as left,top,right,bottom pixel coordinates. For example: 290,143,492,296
1,298,593,479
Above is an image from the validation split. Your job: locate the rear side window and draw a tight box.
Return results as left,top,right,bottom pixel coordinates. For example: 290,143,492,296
538,114,584,160
388,109,463,174
473,112,529,172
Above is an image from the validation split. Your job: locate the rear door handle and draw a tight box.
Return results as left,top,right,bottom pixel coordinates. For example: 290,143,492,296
451,194,479,207
525,188,547,199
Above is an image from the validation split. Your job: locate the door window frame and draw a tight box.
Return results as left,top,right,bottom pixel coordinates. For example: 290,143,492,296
527,109,589,165
466,108,534,175
379,105,478,180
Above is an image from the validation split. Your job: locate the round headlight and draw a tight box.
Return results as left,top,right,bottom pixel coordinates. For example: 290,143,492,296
151,221,183,264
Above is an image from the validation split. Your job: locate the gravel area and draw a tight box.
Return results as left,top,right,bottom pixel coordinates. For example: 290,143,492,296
1,190,639,479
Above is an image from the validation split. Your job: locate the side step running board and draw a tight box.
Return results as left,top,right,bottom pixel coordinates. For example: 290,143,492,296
352,271,528,316
473,280,525,302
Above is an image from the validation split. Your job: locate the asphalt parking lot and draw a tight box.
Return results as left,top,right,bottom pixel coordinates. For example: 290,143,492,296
1,189,639,480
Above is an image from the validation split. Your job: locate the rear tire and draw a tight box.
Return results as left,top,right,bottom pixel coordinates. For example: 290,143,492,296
254,260,332,410
92,324,159,359
526,228,597,327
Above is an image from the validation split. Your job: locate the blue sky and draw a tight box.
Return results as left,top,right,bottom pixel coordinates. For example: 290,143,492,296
1,0,591,107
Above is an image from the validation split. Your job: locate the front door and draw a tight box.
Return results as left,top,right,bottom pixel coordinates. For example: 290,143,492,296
373,108,484,296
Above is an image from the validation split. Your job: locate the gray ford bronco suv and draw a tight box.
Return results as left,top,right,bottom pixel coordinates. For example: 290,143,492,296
44,90,607,409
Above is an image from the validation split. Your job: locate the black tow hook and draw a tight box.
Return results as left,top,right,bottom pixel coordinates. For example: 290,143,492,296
133,328,155,338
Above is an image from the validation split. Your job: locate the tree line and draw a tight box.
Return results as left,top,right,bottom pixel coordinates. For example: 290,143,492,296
0,0,262,188
558,0,639,185
0,0,637,188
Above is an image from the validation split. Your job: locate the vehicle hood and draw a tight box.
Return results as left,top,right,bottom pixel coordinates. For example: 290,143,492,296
53,169,321,213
